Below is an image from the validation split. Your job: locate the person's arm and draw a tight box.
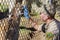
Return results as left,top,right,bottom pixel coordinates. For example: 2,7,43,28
29,17,39,30
46,24,59,40
23,5,41,31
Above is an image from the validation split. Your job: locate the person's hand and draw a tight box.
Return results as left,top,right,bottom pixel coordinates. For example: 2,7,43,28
23,5,30,19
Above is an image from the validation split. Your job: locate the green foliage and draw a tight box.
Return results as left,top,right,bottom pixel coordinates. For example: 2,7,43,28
0,3,8,12
20,29,31,34
30,10,39,16
30,13,38,16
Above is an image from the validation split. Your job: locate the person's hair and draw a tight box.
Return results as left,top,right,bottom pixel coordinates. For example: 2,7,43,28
44,5,55,19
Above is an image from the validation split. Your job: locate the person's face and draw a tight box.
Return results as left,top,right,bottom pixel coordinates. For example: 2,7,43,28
40,13,49,22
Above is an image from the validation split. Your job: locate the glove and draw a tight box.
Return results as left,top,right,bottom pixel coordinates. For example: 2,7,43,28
23,5,30,19
46,32,54,38
46,32,54,40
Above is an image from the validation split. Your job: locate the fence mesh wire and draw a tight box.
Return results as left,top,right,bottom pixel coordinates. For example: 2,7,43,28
0,0,33,40
0,0,60,40
0,18,9,40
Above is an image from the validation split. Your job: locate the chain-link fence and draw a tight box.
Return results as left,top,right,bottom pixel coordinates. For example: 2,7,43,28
0,18,9,40
0,0,60,40
0,0,32,40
